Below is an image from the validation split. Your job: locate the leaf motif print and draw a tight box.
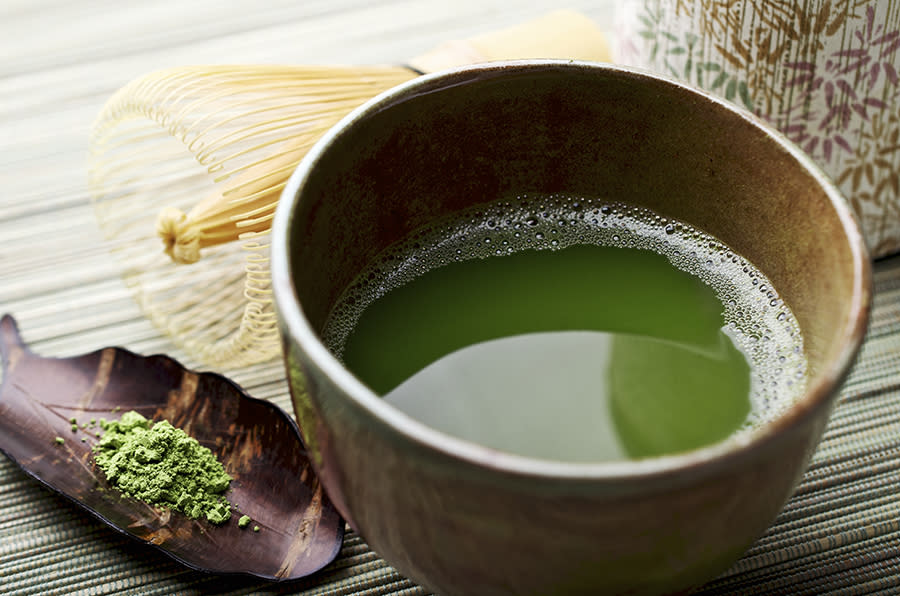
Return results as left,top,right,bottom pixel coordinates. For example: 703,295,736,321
865,3,874,38
827,11,848,36
885,62,899,85
710,70,729,90
815,1,831,34
725,77,737,100
835,134,853,154
619,0,900,255
797,3,812,36
870,61,881,88
715,43,744,69
777,4,900,166
880,34,900,56
836,164,853,187
738,81,753,110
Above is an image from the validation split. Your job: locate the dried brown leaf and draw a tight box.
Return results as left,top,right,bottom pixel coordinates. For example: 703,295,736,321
0,315,344,581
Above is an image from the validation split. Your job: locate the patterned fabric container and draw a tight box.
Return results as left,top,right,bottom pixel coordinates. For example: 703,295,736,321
616,0,900,257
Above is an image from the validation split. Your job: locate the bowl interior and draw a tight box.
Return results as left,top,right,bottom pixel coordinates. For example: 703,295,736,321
285,61,868,437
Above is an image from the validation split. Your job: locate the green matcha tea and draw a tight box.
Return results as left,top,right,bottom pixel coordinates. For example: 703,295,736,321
323,195,807,462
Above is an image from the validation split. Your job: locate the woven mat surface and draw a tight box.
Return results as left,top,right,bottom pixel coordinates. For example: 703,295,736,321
3,1,900,594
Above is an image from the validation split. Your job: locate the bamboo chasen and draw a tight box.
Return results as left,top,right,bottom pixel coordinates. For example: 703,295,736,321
89,10,611,367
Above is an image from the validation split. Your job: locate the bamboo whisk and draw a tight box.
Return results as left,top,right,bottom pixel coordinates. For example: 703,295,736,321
151,64,418,265
89,11,611,368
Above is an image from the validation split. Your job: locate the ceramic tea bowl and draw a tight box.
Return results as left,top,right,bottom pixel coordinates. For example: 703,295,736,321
271,61,871,595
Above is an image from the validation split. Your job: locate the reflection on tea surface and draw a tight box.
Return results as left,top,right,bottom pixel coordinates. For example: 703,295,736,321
385,329,749,461
323,195,807,461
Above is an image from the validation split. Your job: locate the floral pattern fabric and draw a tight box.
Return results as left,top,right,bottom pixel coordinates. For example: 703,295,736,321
617,0,900,257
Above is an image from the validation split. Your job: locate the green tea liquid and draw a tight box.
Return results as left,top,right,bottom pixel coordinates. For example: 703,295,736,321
324,195,806,462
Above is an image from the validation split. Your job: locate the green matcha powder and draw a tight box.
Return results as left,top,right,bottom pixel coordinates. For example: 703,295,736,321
92,411,233,524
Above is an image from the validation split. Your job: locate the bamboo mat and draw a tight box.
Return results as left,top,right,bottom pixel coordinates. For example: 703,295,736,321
3,1,900,594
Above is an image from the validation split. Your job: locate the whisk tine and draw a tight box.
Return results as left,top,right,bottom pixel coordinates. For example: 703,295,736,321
89,10,611,367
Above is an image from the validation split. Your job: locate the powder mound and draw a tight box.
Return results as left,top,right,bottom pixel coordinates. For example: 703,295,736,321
93,411,232,524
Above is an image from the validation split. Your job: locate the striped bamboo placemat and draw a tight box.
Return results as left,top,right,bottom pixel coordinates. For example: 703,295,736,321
1,256,898,595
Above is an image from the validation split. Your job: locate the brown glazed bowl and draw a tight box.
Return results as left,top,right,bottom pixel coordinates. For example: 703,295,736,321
271,61,871,596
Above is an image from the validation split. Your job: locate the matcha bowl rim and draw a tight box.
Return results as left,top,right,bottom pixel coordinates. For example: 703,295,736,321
271,59,871,482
